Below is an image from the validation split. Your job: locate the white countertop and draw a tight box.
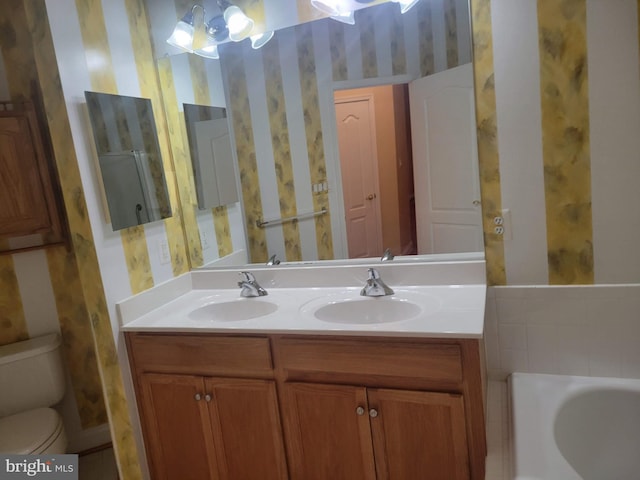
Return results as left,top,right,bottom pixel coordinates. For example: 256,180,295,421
118,259,487,339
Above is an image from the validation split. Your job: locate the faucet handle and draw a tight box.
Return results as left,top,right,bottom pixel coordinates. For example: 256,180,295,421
267,254,280,265
368,268,381,280
239,271,255,283
381,248,394,261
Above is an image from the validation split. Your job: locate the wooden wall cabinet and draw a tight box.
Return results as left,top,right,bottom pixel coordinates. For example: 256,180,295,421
126,333,486,480
0,102,66,253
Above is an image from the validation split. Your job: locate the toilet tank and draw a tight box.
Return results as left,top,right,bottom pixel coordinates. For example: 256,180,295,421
0,333,66,417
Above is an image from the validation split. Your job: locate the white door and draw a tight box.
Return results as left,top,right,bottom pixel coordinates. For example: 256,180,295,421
409,63,483,254
335,97,383,258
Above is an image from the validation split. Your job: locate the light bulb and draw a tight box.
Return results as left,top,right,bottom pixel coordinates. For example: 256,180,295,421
310,0,342,16
167,20,195,51
224,5,254,41
330,10,355,25
391,0,420,14
250,31,274,49
196,43,219,59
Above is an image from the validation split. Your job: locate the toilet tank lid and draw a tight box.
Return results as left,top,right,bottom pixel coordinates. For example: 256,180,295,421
0,333,61,366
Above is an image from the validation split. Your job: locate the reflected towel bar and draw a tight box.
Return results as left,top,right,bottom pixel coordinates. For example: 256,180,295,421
256,208,327,228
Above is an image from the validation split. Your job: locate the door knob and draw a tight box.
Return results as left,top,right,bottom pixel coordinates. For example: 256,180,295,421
367,193,376,200
205,394,212,402
356,406,365,416
369,408,378,418
473,200,481,206
194,393,202,401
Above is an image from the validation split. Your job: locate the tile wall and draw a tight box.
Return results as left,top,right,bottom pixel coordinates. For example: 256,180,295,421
484,285,640,380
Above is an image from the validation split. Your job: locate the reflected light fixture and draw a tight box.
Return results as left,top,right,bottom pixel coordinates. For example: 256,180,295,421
331,10,355,25
250,31,274,49
391,0,420,14
195,42,219,59
311,0,355,23
310,0,342,16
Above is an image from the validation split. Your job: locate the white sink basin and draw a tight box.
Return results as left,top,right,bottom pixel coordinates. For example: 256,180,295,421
301,291,440,325
188,298,278,322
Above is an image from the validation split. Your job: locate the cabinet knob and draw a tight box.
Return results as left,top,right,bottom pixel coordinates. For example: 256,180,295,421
369,408,378,418
356,406,365,416
194,393,202,401
205,394,212,402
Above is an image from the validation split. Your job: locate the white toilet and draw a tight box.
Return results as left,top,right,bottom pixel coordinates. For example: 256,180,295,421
0,333,68,454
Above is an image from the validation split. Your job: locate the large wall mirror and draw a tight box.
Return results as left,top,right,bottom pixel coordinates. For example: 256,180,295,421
85,92,172,231
148,0,481,267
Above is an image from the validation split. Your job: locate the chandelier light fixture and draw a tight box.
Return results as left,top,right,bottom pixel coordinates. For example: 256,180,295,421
167,2,263,58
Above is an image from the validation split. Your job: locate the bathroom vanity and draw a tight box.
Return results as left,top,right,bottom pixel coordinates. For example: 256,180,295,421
120,259,487,479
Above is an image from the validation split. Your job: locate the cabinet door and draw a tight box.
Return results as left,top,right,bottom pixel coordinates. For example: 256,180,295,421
0,114,52,236
368,389,470,480
138,373,219,480
281,383,376,480
204,378,288,480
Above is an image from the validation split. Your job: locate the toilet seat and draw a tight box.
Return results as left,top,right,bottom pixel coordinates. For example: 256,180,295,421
0,407,66,454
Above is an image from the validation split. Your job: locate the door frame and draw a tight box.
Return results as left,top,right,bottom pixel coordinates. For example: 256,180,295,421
325,75,414,259
334,92,384,258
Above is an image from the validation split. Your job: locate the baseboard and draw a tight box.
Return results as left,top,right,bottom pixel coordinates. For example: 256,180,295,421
66,423,112,454
78,442,112,457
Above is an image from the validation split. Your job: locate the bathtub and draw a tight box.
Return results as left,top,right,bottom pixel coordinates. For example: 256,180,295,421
508,372,640,480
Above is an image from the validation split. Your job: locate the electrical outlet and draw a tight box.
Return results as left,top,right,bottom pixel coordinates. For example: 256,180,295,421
501,208,513,241
158,239,171,265
494,226,504,235
493,216,504,226
201,231,211,250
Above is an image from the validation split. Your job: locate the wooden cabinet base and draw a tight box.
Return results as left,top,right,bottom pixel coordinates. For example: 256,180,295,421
126,332,486,480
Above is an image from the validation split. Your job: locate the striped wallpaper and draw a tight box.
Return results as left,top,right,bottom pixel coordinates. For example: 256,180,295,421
474,0,640,285
0,0,108,439
2,0,640,477
181,0,472,263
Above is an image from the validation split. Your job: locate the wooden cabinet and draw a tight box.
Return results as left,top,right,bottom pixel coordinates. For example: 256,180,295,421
126,333,486,480
275,337,485,480
127,334,288,480
281,383,377,480
367,388,470,480
138,373,218,480
0,102,66,252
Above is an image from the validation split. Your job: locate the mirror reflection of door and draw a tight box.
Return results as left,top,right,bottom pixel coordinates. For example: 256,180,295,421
409,63,483,254
335,85,417,259
335,94,384,258
333,63,482,259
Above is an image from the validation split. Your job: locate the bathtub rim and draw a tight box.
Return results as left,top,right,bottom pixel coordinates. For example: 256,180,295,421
508,372,640,480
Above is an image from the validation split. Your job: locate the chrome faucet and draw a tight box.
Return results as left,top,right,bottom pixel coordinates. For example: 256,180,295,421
360,268,394,297
266,254,281,265
381,248,394,262
238,271,268,297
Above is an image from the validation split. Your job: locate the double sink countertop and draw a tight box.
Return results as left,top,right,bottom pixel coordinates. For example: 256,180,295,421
118,258,487,339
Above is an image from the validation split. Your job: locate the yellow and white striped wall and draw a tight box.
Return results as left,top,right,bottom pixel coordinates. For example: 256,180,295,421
0,0,110,453
472,0,640,285
3,0,640,476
